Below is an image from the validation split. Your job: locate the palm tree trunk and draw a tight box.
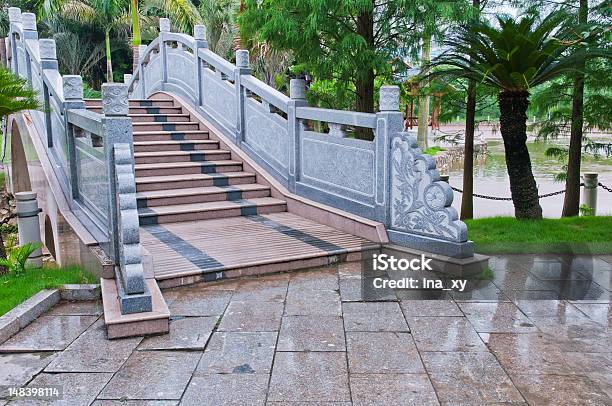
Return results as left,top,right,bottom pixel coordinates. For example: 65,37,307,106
354,7,375,140
562,0,588,217
131,0,141,73
498,90,543,219
0,39,7,67
105,30,114,83
417,34,431,149
460,0,480,220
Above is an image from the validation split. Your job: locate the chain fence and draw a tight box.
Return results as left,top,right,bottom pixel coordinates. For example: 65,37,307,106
450,182,612,200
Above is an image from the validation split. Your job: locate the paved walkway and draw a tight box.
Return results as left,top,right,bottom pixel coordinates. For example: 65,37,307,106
0,254,611,405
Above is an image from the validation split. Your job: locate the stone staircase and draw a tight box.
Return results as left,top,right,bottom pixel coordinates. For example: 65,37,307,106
86,97,377,288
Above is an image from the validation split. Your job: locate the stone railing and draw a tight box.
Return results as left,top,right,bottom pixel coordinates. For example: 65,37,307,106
7,8,151,313
128,19,473,257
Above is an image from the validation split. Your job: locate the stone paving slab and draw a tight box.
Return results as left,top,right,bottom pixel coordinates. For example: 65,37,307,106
0,352,56,398
349,373,438,406
288,268,339,291
512,373,610,405
92,401,179,405
45,300,103,316
138,316,217,350
406,316,487,352
182,373,269,405
267,352,351,402
45,320,141,373
9,372,112,406
342,302,408,332
400,299,463,317
166,289,232,316
98,351,200,400
422,351,525,404
217,301,283,332
277,316,345,351
197,331,277,374
513,299,587,319
346,331,424,374
231,278,288,302
0,315,98,352
284,289,341,316
572,303,612,326
457,302,538,333
530,316,612,353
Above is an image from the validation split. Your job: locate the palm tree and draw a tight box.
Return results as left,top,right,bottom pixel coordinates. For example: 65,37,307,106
0,68,40,273
432,12,597,219
50,0,130,82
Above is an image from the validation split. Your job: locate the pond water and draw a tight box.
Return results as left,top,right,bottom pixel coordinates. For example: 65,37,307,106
442,138,612,218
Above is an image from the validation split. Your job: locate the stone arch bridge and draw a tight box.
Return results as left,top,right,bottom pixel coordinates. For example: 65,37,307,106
3,10,483,336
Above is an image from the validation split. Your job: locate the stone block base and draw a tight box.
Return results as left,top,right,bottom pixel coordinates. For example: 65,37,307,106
387,230,475,259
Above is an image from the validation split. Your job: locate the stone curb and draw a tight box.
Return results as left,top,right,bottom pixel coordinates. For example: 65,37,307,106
0,284,101,345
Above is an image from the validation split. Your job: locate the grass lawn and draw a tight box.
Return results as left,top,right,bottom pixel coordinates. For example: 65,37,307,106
423,146,446,156
0,265,97,316
465,216,612,254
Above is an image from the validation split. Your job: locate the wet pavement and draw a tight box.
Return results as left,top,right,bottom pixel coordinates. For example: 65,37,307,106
0,254,610,405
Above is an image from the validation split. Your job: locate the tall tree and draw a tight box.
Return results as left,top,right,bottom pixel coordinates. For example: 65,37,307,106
460,0,480,220
130,0,141,71
432,12,604,219
417,34,431,148
239,0,417,129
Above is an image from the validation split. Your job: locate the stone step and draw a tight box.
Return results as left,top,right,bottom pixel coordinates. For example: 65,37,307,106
135,172,257,192
134,160,243,177
133,140,220,152
137,184,271,207
85,98,176,107
127,113,192,123
132,122,202,132
132,130,210,142
134,150,231,164
88,106,184,115
138,197,287,225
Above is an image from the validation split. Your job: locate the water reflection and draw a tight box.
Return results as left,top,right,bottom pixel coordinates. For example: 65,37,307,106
438,139,612,218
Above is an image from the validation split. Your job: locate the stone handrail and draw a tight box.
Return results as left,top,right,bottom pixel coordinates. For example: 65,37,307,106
129,19,473,257
6,8,151,313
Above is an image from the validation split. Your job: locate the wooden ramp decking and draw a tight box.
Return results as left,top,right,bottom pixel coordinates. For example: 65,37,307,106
140,212,377,287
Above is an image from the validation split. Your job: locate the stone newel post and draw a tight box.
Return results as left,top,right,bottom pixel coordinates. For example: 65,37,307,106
194,24,208,106
63,75,85,201
159,18,170,87
101,83,133,261
8,7,21,74
234,49,250,146
288,78,308,193
39,39,58,148
582,173,598,215
376,85,403,225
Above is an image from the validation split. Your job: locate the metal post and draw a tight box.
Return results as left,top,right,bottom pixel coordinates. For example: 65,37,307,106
159,18,170,89
63,75,85,201
377,85,403,226
288,78,307,193
582,173,598,215
193,24,208,107
234,49,250,145
15,191,43,268
101,83,133,261
39,39,58,148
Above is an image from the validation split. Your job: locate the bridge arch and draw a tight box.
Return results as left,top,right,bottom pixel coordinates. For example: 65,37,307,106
9,118,32,193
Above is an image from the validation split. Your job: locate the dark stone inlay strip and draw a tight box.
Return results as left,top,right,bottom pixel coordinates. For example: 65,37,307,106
200,164,217,174
236,199,258,216
170,132,186,141
162,123,176,131
154,115,168,122
145,107,160,114
137,198,148,209
212,175,229,187
139,100,153,107
189,153,206,162
223,187,243,201
179,142,195,151
143,225,225,272
249,215,347,254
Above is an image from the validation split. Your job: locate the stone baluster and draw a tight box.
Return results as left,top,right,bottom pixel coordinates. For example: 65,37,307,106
193,25,208,106
39,39,58,148
234,49,250,146
20,13,37,84
288,78,308,193
376,85,403,225
159,18,170,88
8,7,21,74
63,75,85,201
101,83,133,261
123,74,132,84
